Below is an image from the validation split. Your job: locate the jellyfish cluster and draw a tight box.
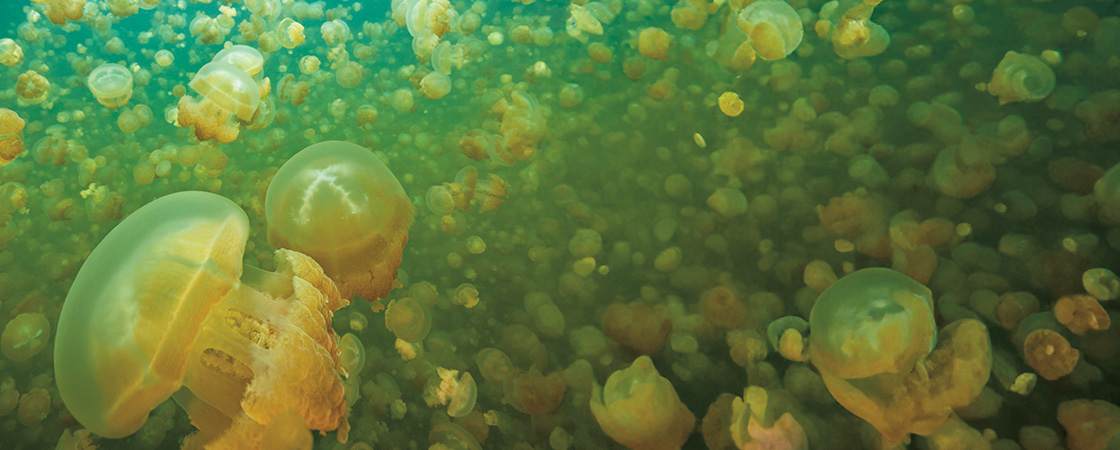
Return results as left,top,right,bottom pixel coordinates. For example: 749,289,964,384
1,0,1120,449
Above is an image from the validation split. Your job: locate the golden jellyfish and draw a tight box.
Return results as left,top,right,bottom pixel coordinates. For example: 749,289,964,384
265,141,414,303
434,368,477,418
475,347,514,383
426,185,455,216
1023,329,1079,381
336,61,363,88
987,51,1055,105
0,38,23,66
259,410,313,450
154,49,174,67
43,0,85,25
719,92,744,117
638,27,672,60
0,108,25,167
88,63,134,109
55,191,350,445
16,70,50,104
504,368,567,415
178,61,260,143
1054,294,1110,335
339,333,366,378
384,297,432,343
321,19,351,46
299,55,320,75
736,0,804,61
590,356,695,450
1,313,50,362
18,388,50,426
420,71,452,99
391,88,416,113
278,18,305,49
603,301,672,355
213,45,264,77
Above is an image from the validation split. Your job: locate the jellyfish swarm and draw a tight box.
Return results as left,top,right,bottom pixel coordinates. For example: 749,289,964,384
55,191,350,447
177,61,261,144
808,268,991,444
87,63,134,109
265,141,414,305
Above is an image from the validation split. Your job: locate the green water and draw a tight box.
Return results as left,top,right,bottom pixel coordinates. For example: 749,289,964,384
1,0,1119,449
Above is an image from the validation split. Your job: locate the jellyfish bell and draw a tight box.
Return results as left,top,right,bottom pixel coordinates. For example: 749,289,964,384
55,191,350,443
737,0,803,61
212,45,264,78
189,60,260,121
87,63,134,109
265,141,414,304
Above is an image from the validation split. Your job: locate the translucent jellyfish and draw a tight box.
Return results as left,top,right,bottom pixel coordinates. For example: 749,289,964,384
0,38,23,66
504,368,566,415
339,333,366,378
321,19,351,46
475,348,514,383
178,61,260,143
737,0,804,61
590,356,695,450
1054,294,1110,335
384,297,431,343
212,45,264,77
719,91,744,117
16,70,50,104
435,368,477,417
154,49,174,67
426,185,455,216
299,56,320,75
336,61,363,88
729,387,808,450
603,301,672,355
43,0,85,25
820,1,890,59
278,18,305,49
987,51,1055,105
1057,399,1120,450
55,191,350,444
391,88,416,113
809,268,936,379
265,141,414,303
1,313,50,362
420,71,451,99
1075,90,1120,143
87,63,134,109
0,108,25,167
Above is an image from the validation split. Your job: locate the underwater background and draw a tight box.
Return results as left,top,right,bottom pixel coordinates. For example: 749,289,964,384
1,0,1120,449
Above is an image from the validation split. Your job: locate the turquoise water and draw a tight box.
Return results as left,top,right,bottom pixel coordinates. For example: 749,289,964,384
1,0,1120,449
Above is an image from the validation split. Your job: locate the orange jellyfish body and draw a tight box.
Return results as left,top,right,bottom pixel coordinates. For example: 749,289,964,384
266,141,413,304
55,191,349,447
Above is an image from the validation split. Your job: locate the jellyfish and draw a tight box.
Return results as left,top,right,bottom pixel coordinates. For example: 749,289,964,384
87,63,134,109
434,368,477,418
336,61,363,88
278,18,305,49
1,313,50,362
265,141,414,304
0,38,23,67
420,71,451,99
987,51,1056,105
0,108,25,168
810,269,992,443
16,70,50,104
737,0,804,61
55,191,350,446
177,61,260,143
384,297,432,343
212,45,264,77
590,356,695,450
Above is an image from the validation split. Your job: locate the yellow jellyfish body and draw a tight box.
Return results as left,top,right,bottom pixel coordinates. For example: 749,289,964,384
0,108,26,167
336,61,363,88
212,45,264,77
384,297,432,343
87,63,134,109
987,51,1055,105
808,267,936,379
278,18,305,49
420,71,451,99
55,191,349,446
1,313,50,362
590,356,695,450
189,61,260,121
16,70,50,104
321,19,351,46
737,0,804,61
265,141,414,302
0,38,23,66
435,368,477,418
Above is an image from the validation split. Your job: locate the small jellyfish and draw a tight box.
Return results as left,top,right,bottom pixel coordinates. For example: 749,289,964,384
1,313,50,362
737,0,804,61
265,141,414,303
278,18,305,49
987,51,1055,105
504,368,566,415
391,88,416,113
0,108,26,167
321,19,351,46
590,356,695,450
0,38,23,66
154,49,174,67
475,348,514,383
339,333,366,378
719,91,744,117
16,70,50,104
299,56,320,75
426,185,455,216
420,71,452,99
639,27,672,60
384,297,432,343
336,61,363,88
56,191,350,443
435,368,477,418
177,61,260,143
